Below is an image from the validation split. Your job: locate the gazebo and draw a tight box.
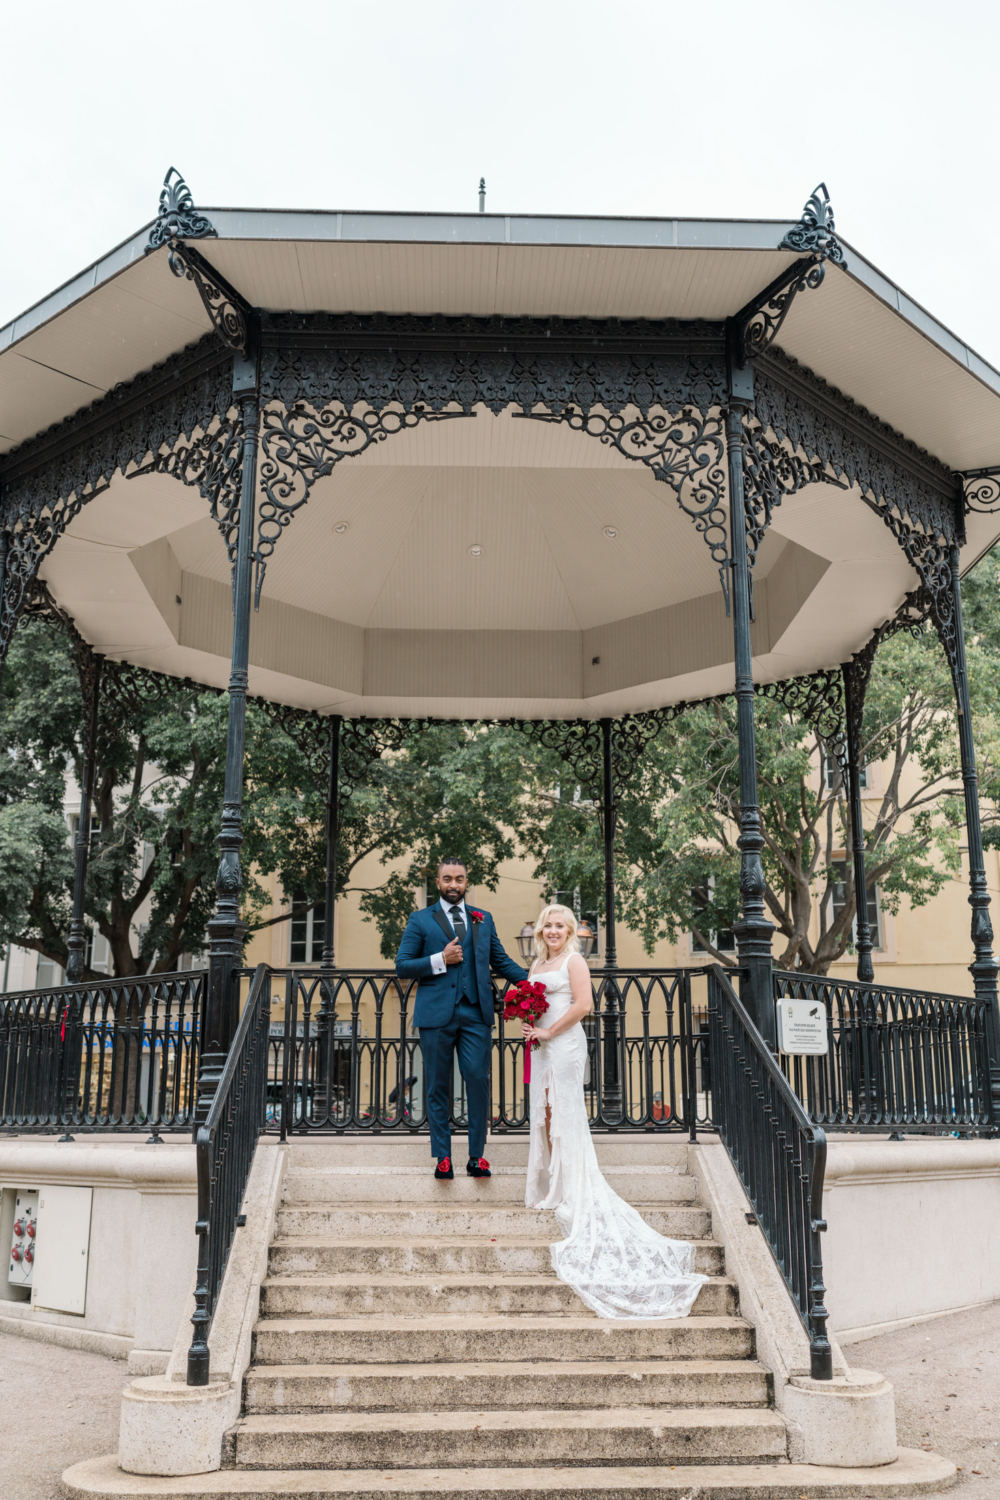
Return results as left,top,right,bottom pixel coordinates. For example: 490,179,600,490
3,173,1000,1383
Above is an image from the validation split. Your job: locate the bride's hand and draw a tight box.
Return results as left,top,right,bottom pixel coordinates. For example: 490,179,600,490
521,1022,550,1042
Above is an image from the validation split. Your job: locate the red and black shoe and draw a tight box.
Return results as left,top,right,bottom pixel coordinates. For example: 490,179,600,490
434,1156,454,1180
467,1156,491,1177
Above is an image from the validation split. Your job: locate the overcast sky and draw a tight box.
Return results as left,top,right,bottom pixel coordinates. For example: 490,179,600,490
4,0,999,367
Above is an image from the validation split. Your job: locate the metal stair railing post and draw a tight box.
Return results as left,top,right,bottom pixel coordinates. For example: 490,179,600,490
707,963,832,1380
187,963,271,1387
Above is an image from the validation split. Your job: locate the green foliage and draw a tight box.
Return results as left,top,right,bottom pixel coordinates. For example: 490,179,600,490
337,723,569,959
0,622,327,978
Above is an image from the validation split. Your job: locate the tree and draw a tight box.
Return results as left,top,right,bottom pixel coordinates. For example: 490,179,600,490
591,609,1000,974
0,620,328,979
334,723,571,958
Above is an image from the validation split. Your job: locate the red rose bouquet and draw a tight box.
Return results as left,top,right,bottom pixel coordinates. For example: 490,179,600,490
503,979,550,1084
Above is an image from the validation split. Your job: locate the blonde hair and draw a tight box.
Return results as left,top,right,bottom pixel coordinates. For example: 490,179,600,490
533,904,581,962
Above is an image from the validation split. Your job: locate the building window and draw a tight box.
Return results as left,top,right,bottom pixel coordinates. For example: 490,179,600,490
690,880,736,954
290,892,326,965
830,861,881,949
35,956,64,988
85,930,111,974
823,753,869,791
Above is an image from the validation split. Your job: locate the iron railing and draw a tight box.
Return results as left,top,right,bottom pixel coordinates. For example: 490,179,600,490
773,970,994,1132
708,965,832,1379
263,966,711,1137
187,964,270,1385
0,970,204,1135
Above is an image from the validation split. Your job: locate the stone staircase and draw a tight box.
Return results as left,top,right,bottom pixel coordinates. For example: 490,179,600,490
63,1133,956,1497
231,1137,786,1485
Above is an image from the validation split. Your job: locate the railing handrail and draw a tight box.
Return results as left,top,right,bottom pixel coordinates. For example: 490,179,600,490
187,962,270,1385
0,967,208,1003
773,968,980,1007
708,964,832,1379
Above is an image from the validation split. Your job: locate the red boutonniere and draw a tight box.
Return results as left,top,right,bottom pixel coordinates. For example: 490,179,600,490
469,910,484,924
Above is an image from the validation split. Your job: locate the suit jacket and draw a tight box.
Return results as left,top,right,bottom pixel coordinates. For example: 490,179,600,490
395,903,527,1029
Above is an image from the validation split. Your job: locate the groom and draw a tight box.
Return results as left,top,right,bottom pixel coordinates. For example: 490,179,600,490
395,857,527,1180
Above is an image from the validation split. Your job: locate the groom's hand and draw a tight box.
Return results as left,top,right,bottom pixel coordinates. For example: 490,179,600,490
442,938,463,965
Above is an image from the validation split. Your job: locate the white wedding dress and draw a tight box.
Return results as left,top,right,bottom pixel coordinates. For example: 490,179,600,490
525,954,708,1319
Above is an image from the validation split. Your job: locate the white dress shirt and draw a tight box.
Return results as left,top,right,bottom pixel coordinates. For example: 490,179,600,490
429,897,470,975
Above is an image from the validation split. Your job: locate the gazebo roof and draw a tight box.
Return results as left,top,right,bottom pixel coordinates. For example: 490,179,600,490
3,194,999,721
4,206,1000,473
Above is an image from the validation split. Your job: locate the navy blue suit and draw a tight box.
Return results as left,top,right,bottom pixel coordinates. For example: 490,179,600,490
396,902,526,1160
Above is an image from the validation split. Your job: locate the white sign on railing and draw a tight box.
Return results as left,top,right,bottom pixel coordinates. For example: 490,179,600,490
776,998,829,1056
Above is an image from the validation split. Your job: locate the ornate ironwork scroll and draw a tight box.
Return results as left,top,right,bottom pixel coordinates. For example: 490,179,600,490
528,406,731,601
741,421,846,599
252,699,331,780
780,183,845,262
255,323,728,604
130,412,243,566
758,667,848,769
962,467,1000,515
163,243,250,356
754,346,959,547
0,336,232,671
733,185,846,366
145,171,248,353
255,404,465,604
146,168,217,253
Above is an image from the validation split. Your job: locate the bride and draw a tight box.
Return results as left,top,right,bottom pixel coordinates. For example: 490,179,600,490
521,903,707,1319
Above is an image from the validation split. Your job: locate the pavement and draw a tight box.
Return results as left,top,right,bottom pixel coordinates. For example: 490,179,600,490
846,1299,1000,1500
1,1302,998,1499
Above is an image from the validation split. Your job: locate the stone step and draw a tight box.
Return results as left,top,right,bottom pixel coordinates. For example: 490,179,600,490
281,1166,699,1206
259,1274,737,1318
253,1314,753,1366
243,1358,772,1415
284,1140,693,1170
274,1204,712,1240
233,1406,788,1469
268,1235,726,1278
63,1449,960,1497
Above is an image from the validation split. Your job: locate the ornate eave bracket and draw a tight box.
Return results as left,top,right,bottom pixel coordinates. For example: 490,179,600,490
145,168,250,355
961,466,1000,515
733,184,846,367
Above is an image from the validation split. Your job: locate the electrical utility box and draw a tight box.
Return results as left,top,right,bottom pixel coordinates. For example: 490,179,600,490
32,1186,93,1315
8,1189,38,1288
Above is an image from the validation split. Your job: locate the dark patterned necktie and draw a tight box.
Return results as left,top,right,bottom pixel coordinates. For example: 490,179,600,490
450,905,467,943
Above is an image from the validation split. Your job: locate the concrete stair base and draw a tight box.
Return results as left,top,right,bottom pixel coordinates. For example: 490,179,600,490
244,1359,773,1414
64,1450,958,1498
232,1406,789,1468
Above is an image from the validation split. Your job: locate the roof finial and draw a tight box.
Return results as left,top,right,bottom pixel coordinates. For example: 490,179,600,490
478,178,486,215
146,168,217,254
779,183,844,264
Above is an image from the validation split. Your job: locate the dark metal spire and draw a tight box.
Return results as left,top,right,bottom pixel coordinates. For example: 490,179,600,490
146,168,217,252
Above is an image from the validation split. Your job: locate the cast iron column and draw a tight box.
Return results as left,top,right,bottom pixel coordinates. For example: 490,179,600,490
599,717,623,1117
600,718,618,970
948,544,1000,1123
317,715,341,1119
320,715,341,977
841,667,875,984
65,654,102,983
197,326,261,1127
724,356,776,1048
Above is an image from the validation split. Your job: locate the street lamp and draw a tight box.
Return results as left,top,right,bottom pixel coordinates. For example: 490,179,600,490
577,920,597,959
516,922,536,963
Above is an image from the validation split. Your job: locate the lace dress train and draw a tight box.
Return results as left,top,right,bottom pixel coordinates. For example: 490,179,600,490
524,956,707,1319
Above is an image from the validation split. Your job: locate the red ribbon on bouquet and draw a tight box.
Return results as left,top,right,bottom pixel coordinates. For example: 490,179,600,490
503,981,549,1087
